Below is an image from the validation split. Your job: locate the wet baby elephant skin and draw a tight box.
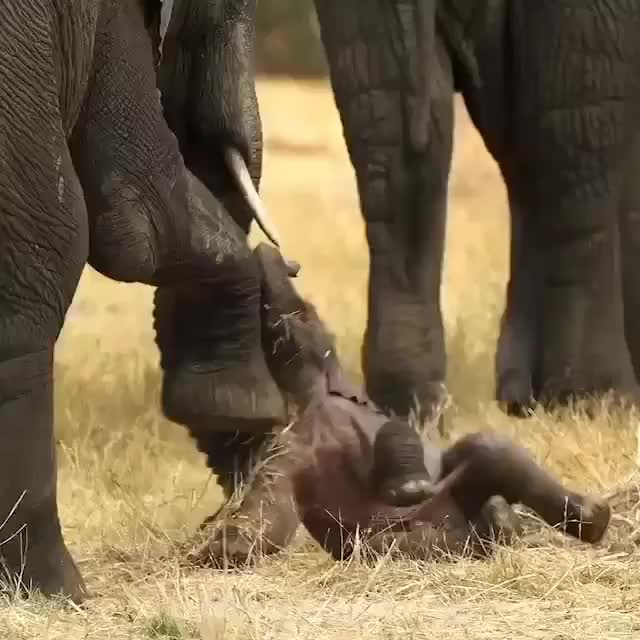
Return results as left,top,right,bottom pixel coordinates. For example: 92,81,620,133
189,245,611,567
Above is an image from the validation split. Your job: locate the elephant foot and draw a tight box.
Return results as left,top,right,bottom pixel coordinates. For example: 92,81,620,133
189,509,293,568
477,496,523,546
496,340,640,418
495,369,536,418
559,495,611,544
538,381,640,414
0,349,87,604
365,365,449,435
2,533,88,604
188,522,262,568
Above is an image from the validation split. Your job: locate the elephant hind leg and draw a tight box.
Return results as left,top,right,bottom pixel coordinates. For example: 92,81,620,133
504,1,639,410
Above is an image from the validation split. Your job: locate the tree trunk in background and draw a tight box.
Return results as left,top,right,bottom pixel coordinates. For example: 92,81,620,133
256,0,327,77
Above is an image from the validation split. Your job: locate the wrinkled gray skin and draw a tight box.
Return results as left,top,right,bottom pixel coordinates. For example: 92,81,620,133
0,0,284,603
0,0,430,602
313,1,640,421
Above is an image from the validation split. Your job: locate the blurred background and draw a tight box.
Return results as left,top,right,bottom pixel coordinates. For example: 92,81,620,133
255,0,327,77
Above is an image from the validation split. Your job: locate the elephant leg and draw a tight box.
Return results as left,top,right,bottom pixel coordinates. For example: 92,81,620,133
620,131,640,380
315,0,452,425
439,432,610,543
69,3,284,434
494,188,542,416
508,2,639,407
365,496,520,560
0,97,88,599
0,350,86,603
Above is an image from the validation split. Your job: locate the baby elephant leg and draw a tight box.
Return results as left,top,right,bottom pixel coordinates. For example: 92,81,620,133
440,432,610,543
366,495,521,562
188,429,302,567
366,524,475,560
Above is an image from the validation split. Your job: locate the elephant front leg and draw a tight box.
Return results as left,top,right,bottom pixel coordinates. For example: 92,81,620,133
508,1,639,408
315,0,453,426
363,166,449,427
0,351,87,602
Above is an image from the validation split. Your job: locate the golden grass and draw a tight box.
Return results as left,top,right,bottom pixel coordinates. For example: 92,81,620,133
3,77,640,639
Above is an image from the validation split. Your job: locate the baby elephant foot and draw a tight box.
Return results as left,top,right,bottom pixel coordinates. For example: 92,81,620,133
562,496,611,544
373,420,435,507
478,496,523,546
187,520,273,569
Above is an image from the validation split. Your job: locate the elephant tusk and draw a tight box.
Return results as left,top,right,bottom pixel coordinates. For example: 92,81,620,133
157,0,175,59
223,147,282,248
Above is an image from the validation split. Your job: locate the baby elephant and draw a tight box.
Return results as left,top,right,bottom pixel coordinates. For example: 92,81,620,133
189,245,612,566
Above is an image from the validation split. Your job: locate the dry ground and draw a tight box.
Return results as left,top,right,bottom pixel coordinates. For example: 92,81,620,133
3,78,640,639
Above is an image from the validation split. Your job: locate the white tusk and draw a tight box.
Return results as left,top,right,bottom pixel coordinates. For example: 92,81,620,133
158,0,175,58
223,147,281,248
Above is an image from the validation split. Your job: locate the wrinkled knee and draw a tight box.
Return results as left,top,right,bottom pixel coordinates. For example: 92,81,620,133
0,348,52,402
0,312,57,398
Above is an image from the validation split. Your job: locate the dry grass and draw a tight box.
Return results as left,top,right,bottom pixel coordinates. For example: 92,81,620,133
3,77,640,639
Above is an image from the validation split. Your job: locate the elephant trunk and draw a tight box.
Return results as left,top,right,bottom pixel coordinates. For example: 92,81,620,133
155,0,271,240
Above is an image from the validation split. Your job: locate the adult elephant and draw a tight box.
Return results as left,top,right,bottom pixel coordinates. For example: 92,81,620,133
313,1,640,422
0,0,283,603
0,0,431,603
